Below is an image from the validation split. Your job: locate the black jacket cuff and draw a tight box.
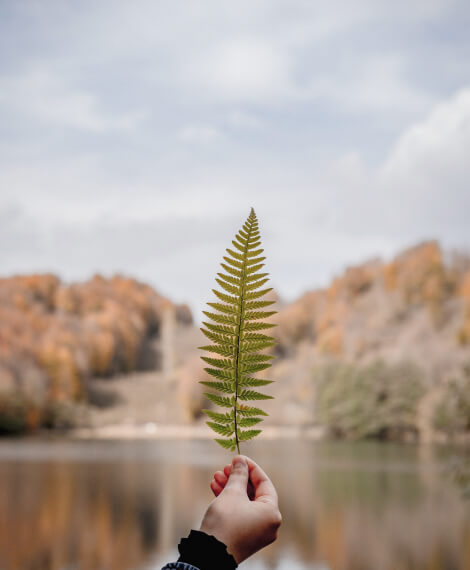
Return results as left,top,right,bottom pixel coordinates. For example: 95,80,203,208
177,529,237,570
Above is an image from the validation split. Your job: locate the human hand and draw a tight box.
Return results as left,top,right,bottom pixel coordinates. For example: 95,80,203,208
200,455,282,564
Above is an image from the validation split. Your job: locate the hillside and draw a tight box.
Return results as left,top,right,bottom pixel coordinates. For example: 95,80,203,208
0,274,192,433
1,241,470,442
266,241,470,441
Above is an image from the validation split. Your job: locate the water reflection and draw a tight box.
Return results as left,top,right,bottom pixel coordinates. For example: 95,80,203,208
0,439,468,570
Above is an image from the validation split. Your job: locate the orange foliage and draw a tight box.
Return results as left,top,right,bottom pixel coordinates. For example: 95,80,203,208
383,242,451,322
0,273,191,428
457,270,470,344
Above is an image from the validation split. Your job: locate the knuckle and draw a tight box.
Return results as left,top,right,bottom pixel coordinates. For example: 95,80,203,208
270,509,282,529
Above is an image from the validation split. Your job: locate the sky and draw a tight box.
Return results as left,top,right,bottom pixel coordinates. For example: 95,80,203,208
0,0,469,317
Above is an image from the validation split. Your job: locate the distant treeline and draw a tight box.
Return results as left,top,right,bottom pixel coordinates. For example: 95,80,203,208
0,274,191,433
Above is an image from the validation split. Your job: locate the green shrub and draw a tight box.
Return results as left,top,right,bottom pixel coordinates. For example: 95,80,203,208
433,377,470,434
0,394,31,435
315,360,425,440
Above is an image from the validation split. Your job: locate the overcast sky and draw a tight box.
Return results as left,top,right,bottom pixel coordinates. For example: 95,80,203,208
1,0,469,317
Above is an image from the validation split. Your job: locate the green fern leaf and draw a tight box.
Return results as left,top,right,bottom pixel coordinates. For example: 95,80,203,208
217,272,242,287
202,321,237,336
205,393,233,408
226,248,244,261
212,289,239,305
237,405,268,417
239,389,273,401
242,332,275,341
222,256,244,270
243,321,276,332
206,302,239,315
238,417,263,427
240,361,272,374
238,429,262,441
215,437,237,450
200,381,235,394
207,421,235,437
215,278,240,295
247,256,266,266
246,278,270,291
241,339,276,352
239,377,274,387
245,263,265,275
199,208,277,453
245,287,273,300
200,328,235,346
246,272,269,283
220,263,243,278
204,367,235,381
201,356,234,369
199,345,235,357
240,353,274,363
202,311,237,325
244,310,277,321
203,410,233,423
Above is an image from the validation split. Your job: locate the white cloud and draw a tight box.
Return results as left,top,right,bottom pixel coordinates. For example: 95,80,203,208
193,38,292,102
177,124,222,144
0,66,146,132
303,54,435,119
227,110,263,129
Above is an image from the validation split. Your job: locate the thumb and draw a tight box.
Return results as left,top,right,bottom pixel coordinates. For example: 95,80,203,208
224,455,249,493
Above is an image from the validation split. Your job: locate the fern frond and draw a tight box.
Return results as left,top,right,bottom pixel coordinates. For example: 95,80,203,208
199,208,277,453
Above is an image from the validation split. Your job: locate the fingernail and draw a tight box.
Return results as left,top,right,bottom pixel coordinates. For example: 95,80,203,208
233,456,246,469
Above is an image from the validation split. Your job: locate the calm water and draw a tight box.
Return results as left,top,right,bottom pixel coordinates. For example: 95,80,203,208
0,438,468,570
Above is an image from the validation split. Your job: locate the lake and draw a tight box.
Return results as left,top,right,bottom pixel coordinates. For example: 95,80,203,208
0,438,468,570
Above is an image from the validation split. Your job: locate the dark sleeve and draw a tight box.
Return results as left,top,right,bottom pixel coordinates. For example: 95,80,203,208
162,562,200,570
177,529,238,570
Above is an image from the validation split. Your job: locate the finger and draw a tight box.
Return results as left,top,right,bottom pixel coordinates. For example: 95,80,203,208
224,455,249,494
247,479,255,501
210,479,224,497
214,471,228,487
223,462,253,498
245,457,278,506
